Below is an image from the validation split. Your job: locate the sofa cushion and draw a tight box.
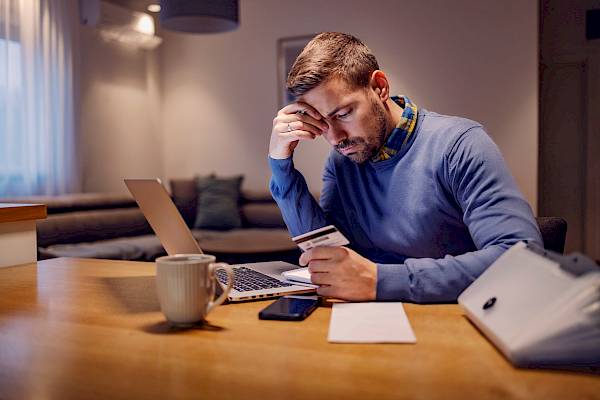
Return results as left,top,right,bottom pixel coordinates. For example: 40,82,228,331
170,178,199,227
194,175,243,231
240,203,285,228
39,234,165,261
170,178,284,227
36,208,152,247
38,228,296,263
240,189,276,204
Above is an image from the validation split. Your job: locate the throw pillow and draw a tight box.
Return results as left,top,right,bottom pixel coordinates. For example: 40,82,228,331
193,174,244,230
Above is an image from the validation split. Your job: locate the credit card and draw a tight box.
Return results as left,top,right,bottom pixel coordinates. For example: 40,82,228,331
292,225,349,252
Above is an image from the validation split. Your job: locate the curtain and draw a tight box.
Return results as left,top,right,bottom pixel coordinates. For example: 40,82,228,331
0,0,77,196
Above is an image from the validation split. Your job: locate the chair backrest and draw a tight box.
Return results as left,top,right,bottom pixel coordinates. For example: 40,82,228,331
535,217,568,254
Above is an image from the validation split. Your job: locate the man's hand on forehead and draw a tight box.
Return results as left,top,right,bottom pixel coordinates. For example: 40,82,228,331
292,101,323,121
269,101,329,160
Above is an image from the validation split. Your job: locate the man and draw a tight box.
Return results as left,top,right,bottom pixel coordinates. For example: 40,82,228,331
268,32,542,303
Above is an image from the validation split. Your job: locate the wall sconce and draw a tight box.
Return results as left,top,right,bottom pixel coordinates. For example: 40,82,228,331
80,0,162,50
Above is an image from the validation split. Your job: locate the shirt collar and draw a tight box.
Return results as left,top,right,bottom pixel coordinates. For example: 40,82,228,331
371,95,418,162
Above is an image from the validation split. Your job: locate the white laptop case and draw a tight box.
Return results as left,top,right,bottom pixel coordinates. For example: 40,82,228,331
458,241,600,368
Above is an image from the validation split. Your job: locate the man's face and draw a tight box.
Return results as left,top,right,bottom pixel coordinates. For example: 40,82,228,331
300,77,390,163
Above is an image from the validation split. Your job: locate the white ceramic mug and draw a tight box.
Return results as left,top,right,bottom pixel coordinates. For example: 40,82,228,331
155,254,234,326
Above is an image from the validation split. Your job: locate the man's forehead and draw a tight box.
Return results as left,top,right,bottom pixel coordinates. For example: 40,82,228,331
298,78,362,117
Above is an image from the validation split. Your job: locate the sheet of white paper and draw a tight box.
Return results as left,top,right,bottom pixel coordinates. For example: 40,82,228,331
328,302,417,343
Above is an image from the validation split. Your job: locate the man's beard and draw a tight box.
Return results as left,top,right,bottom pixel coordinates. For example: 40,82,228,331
334,98,388,164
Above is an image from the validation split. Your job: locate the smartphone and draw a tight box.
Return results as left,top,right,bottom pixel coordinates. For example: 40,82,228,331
258,296,319,321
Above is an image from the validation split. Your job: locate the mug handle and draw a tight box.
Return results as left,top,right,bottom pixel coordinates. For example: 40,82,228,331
207,262,234,314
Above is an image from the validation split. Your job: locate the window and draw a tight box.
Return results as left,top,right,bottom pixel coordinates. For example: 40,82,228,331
0,0,76,197
0,38,27,194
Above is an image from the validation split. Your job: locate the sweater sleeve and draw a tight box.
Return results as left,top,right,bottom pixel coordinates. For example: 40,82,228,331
376,127,543,303
268,156,327,237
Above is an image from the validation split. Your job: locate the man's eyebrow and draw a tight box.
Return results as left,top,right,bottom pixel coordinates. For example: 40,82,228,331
326,103,352,118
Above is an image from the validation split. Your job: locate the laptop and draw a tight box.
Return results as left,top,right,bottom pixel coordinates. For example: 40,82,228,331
124,178,316,302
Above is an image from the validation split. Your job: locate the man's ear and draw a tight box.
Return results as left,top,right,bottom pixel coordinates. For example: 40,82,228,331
370,70,390,101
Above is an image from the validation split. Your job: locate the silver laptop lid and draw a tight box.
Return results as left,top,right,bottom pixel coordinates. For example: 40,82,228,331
124,178,202,255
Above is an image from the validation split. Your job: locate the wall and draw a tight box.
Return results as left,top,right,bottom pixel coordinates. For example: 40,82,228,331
78,22,163,193
160,0,539,211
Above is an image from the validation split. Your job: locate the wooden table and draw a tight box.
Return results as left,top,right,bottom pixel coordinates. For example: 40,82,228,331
0,258,598,400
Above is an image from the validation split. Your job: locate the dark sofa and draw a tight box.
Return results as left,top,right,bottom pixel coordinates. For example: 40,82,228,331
1,179,300,264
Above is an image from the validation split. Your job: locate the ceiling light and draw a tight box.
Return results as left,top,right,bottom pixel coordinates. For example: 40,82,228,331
159,0,239,34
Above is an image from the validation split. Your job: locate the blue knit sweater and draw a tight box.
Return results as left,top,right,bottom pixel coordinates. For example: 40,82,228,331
269,109,542,303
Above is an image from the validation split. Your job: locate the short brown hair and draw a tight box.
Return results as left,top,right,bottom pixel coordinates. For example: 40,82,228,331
286,32,379,97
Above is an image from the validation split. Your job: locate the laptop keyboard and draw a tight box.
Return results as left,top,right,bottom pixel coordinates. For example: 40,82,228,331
216,266,293,292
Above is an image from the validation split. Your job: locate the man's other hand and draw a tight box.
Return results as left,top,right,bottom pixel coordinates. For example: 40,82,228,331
299,247,377,301
269,102,328,159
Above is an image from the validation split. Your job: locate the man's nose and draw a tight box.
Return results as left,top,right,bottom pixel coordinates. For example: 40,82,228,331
325,123,347,146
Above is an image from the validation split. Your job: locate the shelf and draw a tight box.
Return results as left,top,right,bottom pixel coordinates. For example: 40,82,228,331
0,204,47,224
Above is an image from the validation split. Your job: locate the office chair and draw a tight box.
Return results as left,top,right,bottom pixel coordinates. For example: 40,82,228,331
535,217,568,254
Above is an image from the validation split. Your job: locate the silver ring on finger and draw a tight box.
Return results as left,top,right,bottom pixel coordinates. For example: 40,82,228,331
287,123,293,132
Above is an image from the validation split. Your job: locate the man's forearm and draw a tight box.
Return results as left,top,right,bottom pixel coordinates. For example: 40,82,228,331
376,244,520,303
269,156,327,237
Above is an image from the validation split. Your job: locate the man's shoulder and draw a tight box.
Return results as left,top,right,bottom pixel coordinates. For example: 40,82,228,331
419,109,483,138
416,109,487,153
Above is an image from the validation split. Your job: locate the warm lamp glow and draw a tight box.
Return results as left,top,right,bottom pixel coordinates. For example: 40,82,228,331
136,14,155,35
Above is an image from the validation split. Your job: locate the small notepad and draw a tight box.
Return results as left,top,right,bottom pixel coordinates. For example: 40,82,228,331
328,302,417,343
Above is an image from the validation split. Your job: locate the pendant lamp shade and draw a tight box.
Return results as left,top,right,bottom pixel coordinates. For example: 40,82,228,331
159,0,239,33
